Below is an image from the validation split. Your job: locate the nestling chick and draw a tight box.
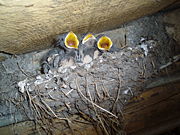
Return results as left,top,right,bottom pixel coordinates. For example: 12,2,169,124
41,48,65,74
78,33,99,64
55,31,79,52
41,31,80,73
96,34,120,53
96,34,113,51
56,31,81,60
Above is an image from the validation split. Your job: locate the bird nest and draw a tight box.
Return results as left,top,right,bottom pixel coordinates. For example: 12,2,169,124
17,39,159,134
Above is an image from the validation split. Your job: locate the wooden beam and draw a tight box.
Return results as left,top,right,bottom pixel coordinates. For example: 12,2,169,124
0,0,177,54
0,115,102,135
123,80,180,135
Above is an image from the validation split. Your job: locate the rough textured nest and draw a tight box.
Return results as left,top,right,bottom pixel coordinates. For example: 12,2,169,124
17,39,160,134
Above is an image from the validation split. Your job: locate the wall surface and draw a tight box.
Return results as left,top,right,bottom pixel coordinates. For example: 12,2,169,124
0,0,177,54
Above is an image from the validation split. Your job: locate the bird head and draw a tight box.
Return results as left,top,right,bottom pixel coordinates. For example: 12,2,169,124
55,31,79,51
64,31,79,49
97,35,113,51
75,33,98,64
82,33,96,45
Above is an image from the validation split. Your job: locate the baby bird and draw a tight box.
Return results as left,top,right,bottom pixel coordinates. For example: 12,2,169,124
41,31,80,73
55,31,79,52
55,31,81,68
41,48,65,74
97,34,121,53
56,31,80,62
78,33,99,64
96,34,113,52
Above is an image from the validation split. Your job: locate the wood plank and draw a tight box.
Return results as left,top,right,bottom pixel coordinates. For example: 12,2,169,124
123,80,180,135
0,115,102,135
0,0,177,54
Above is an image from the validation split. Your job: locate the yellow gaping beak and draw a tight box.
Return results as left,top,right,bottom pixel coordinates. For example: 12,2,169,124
97,36,113,51
82,34,96,44
64,31,79,49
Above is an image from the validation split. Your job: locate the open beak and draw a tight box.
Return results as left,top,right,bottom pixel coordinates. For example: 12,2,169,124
97,36,113,51
64,31,79,49
82,33,96,44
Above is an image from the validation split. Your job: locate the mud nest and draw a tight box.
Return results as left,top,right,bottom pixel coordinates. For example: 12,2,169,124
15,38,163,135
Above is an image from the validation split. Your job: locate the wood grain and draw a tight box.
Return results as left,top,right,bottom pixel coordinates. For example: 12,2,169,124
0,0,177,54
123,79,180,135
